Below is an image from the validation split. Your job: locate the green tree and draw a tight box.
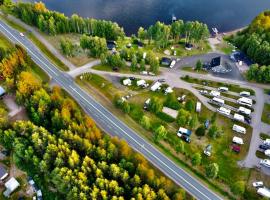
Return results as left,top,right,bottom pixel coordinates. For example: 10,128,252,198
149,97,163,114
195,60,202,71
191,153,202,166
231,181,246,195
140,115,151,130
130,55,138,71
195,126,206,136
154,125,167,142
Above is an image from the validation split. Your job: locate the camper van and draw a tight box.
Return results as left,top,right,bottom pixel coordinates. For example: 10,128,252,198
237,97,252,107
217,107,231,116
210,97,225,106
234,113,245,122
238,107,251,116
196,102,202,113
232,136,244,145
232,124,246,134
240,91,251,97
209,91,220,97
218,87,229,92
151,82,162,92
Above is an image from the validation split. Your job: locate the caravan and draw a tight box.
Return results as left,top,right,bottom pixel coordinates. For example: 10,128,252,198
232,124,246,134
211,97,225,106
238,107,251,116
217,107,231,116
237,97,253,107
234,113,245,122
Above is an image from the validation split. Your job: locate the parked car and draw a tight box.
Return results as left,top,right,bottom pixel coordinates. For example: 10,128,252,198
199,90,208,95
231,145,241,153
260,159,270,168
253,181,264,188
20,32,24,37
158,79,166,83
203,144,212,156
129,77,136,81
180,134,191,143
259,144,270,150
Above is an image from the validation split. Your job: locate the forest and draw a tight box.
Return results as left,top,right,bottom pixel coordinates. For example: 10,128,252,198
230,10,270,83
0,44,186,199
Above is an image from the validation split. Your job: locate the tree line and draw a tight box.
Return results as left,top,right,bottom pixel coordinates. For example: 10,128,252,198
9,1,125,40
0,45,186,199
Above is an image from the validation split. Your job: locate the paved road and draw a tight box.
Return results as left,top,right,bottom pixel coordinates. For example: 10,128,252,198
0,20,224,200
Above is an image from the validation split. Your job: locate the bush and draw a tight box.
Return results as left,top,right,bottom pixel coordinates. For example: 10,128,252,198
191,153,202,166
185,100,195,112
140,115,151,130
154,125,167,142
195,126,206,136
208,124,222,139
205,163,219,179
156,112,175,123
231,181,246,195
129,104,144,121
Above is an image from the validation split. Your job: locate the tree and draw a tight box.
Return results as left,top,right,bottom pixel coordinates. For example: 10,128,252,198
122,101,130,114
231,181,246,195
140,115,151,130
191,153,201,166
195,126,206,136
137,27,147,41
195,60,202,71
176,109,191,126
154,125,167,142
140,59,145,71
80,35,107,57
130,55,138,71
175,140,185,154
208,124,222,139
205,163,219,179
149,97,163,114
60,38,74,56
185,100,195,112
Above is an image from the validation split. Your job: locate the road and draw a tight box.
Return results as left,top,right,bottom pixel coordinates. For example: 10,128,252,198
0,20,224,200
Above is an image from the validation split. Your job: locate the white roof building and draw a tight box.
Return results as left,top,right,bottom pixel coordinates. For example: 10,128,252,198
165,87,173,94
257,187,270,198
137,79,146,86
4,177,20,197
123,79,132,86
151,82,162,92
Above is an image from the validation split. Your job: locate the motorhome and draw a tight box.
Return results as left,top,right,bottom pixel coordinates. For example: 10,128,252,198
164,87,173,95
232,124,246,134
209,91,220,97
143,98,151,110
218,87,229,92
211,97,224,106
151,82,162,92
240,91,251,97
177,127,192,137
232,136,244,145
234,113,245,122
137,79,146,86
257,187,270,198
196,102,202,113
237,97,252,107
238,106,251,116
217,107,231,116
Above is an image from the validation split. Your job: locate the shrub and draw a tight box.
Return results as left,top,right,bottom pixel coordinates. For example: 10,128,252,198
195,126,206,136
191,153,202,166
154,125,167,142
129,104,144,121
231,181,246,195
185,100,195,112
140,115,151,130
205,163,219,179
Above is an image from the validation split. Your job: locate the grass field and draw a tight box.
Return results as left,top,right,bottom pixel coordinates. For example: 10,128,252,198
262,103,270,125
181,75,255,95
182,66,208,74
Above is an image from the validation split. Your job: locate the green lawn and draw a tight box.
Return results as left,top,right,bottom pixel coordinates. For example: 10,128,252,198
0,32,14,50
262,103,270,125
182,66,208,74
181,75,255,95
260,133,270,140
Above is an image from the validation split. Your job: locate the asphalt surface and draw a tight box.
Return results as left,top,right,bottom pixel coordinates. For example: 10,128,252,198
0,20,223,200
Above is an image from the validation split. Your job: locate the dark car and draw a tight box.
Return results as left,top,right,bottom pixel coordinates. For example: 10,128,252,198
259,144,270,150
129,77,136,81
158,79,166,83
245,118,251,124
181,135,191,143
112,67,119,72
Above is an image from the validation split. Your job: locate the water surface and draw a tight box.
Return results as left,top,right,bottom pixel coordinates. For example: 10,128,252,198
23,0,270,34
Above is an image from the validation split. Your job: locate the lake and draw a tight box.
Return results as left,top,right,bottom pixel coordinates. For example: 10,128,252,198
23,0,270,35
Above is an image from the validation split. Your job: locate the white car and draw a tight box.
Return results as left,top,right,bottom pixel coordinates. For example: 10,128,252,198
253,181,263,188
20,32,24,37
260,159,270,168
265,149,270,157
199,90,208,95
170,60,176,68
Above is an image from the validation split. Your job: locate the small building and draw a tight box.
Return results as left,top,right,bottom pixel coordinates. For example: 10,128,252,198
196,102,202,113
123,79,132,86
137,79,146,87
3,177,20,197
0,86,6,97
164,87,173,95
151,82,162,92
0,166,8,181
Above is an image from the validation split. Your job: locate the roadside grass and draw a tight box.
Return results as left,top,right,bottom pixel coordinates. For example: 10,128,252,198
262,103,270,125
0,15,69,71
216,40,235,55
181,75,255,95
182,66,208,74
0,32,14,50
77,73,253,199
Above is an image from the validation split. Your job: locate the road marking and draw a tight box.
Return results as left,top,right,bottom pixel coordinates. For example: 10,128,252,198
71,87,219,200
